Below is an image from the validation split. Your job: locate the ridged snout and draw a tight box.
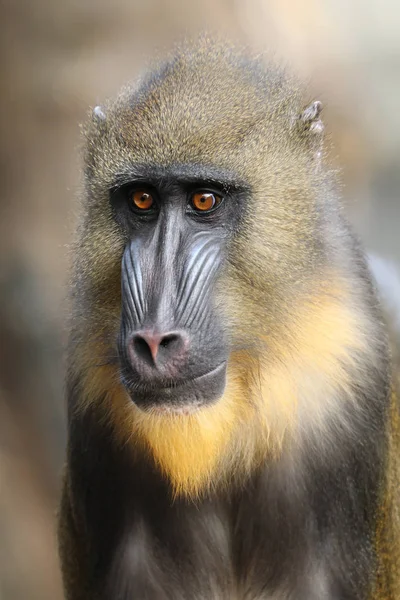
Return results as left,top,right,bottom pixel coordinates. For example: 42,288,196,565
119,231,227,393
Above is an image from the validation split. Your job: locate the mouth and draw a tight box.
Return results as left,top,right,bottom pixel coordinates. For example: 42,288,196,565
121,362,227,412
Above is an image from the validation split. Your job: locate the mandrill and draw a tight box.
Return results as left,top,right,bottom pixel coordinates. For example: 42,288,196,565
58,38,400,599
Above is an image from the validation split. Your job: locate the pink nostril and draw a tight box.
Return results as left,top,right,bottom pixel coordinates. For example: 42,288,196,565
138,333,162,362
129,331,187,368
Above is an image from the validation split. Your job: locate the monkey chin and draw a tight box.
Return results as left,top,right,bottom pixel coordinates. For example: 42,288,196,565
117,361,257,498
122,362,227,414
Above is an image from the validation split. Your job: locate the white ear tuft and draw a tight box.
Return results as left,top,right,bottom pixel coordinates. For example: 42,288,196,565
93,106,107,122
299,101,324,135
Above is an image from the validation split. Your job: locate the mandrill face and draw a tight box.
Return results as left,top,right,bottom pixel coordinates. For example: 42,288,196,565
114,164,248,413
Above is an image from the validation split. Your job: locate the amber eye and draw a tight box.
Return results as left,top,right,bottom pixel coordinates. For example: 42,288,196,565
190,192,222,213
131,190,155,211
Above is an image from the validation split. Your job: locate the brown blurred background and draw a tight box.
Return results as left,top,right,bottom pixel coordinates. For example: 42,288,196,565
0,0,399,598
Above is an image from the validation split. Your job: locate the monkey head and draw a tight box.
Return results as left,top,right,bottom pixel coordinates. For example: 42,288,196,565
72,41,370,496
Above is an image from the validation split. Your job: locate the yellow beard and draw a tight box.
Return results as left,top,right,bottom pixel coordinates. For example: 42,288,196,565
76,292,368,499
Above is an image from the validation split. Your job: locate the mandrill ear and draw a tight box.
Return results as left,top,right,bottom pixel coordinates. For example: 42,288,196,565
90,105,108,136
296,100,324,164
299,100,324,135
83,105,109,177
83,104,108,139
92,105,107,122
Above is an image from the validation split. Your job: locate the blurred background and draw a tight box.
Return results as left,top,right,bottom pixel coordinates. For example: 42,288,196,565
0,0,399,597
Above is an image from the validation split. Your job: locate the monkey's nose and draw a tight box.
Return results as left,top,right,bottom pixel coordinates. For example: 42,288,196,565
128,330,189,369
